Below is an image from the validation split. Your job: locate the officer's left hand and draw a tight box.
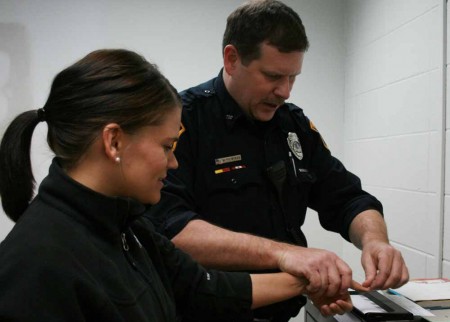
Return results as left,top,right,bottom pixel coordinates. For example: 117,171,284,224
360,240,409,290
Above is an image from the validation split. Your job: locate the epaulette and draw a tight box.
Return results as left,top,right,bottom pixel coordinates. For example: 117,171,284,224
180,78,216,107
285,103,308,132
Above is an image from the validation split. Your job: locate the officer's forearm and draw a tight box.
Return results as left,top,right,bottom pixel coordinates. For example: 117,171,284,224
348,209,389,249
171,219,289,270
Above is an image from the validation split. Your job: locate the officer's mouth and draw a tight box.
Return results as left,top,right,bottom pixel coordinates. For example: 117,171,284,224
262,102,280,109
263,99,284,109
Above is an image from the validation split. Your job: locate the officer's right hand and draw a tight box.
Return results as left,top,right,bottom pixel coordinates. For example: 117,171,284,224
277,245,353,297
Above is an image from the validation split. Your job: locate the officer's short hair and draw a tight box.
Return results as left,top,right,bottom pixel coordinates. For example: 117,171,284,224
222,0,309,65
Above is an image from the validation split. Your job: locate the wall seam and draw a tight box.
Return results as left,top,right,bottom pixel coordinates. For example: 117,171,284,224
438,0,447,277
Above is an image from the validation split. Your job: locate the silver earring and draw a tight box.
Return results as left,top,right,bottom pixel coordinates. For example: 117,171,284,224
115,156,121,163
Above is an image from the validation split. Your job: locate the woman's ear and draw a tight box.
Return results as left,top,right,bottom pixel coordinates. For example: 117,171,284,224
223,44,240,76
102,123,123,163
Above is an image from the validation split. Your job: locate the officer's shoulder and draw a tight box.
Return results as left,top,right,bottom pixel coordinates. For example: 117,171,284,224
282,103,308,121
278,103,312,132
179,79,216,108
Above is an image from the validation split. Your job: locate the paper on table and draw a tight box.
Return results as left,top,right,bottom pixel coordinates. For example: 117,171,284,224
351,294,387,313
393,278,450,301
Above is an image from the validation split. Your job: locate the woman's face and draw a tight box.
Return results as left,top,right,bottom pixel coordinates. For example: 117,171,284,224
118,107,181,204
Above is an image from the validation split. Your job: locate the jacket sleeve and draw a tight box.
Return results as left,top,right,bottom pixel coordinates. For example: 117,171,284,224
299,114,383,241
133,217,253,321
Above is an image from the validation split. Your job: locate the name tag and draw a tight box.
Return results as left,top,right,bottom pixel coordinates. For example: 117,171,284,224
215,154,242,165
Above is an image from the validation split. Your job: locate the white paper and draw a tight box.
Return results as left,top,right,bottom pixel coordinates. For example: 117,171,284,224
350,294,387,313
394,279,450,301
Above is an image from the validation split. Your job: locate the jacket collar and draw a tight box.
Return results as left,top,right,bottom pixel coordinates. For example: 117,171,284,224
38,158,147,236
214,69,247,130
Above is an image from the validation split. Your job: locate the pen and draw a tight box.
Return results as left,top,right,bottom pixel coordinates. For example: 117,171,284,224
387,289,401,296
289,152,297,177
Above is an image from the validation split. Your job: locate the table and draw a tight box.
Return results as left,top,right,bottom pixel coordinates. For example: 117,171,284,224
304,300,427,322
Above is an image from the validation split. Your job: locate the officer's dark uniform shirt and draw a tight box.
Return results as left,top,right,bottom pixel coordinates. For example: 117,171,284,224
147,70,383,321
149,70,383,247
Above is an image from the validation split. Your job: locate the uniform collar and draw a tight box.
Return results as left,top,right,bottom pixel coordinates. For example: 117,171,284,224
38,158,147,236
214,69,247,130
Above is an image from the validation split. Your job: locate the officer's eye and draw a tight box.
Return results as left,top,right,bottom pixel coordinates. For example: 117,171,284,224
265,73,281,81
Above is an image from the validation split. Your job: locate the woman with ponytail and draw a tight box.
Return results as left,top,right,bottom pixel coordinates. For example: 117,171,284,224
0,49,356,321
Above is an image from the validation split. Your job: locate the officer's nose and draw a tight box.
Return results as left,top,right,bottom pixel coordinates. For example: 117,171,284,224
273,77,291,100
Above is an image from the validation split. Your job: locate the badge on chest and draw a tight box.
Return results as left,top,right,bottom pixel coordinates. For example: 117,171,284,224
287,132,303,160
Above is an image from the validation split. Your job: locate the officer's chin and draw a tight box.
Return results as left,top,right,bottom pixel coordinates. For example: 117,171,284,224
255,111,276,122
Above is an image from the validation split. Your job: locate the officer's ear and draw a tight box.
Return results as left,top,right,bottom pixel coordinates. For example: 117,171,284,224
223,44,239,75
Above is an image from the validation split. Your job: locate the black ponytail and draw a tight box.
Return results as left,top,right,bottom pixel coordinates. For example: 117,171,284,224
0,110,41,221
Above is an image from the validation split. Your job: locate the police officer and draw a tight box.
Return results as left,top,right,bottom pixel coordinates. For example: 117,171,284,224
147,1,409,321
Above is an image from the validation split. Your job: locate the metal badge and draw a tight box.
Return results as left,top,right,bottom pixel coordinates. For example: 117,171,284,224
287,132,303,160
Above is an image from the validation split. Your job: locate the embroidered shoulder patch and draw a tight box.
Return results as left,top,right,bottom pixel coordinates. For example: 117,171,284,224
309,120,329,150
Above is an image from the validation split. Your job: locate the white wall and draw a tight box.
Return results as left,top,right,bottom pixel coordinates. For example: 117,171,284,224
3,0,449,321
343,0,445,281
444,1,450,278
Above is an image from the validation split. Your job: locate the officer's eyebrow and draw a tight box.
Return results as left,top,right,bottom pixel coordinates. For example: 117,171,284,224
262,69,301,77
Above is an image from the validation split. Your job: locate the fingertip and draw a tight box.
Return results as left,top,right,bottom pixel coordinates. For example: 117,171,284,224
351,280,370,292
362,276,374,288
320,306,332,317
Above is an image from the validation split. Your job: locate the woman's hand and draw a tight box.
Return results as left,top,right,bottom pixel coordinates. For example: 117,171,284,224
308,280,368,316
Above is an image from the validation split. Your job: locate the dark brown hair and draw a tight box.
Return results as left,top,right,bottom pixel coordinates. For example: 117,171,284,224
223,0,309,64
0,49,181,221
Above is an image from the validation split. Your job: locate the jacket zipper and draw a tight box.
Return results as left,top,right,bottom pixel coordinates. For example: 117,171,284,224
121,230,172,322
121,233,130,251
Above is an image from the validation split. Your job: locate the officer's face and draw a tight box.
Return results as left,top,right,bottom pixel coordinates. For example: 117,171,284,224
225,42,304,122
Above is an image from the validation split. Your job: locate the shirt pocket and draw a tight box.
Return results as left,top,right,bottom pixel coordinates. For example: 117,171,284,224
206,166,262,193
202,167,263,228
